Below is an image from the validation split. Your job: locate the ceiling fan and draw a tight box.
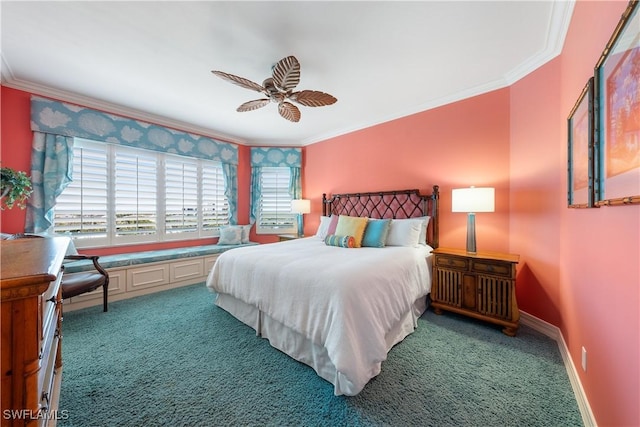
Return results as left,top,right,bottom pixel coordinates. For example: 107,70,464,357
211,55,337,123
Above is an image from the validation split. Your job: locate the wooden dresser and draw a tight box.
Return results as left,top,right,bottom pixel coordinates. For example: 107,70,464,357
1,237,69,426
431,247,520,336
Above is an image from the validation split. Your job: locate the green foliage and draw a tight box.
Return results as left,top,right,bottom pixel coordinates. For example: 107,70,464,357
0,167,33,210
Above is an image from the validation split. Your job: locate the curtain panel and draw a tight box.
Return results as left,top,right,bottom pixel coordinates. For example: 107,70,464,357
25,133,74,233
28,96,240,229
249,147,302,224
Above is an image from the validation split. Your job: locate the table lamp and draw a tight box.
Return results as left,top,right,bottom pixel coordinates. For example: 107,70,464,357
291,199,311,237
452,187,495,254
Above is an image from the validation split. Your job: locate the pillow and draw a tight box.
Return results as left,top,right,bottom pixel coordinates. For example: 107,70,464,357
416,216,431,244
334,215,368,248
218,226,243,245
386,219,422,247
315,216,331,240
326,215,339,236
239,224,252,244
388,217,431,245
324,234,356,248
361,219,392,248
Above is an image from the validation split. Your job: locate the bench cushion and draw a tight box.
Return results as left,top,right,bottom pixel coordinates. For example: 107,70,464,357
64,243,258,273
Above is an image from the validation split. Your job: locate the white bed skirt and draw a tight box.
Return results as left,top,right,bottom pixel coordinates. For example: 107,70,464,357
214,292,427,396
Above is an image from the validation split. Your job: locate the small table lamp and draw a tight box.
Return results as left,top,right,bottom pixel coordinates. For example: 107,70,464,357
452,187,495,254
291,199,311,237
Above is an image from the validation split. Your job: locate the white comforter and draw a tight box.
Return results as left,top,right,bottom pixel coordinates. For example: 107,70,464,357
206,237,432,395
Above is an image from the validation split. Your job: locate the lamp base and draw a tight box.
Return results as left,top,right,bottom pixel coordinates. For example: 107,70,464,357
297,214,304,238
466,212,477,254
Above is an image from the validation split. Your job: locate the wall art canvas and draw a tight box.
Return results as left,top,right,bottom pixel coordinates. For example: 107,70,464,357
595,0,640,205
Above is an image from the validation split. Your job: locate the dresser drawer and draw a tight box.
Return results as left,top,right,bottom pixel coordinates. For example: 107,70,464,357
435,255,469,270
41,273,62,341
39,301,61,408
471,259,513,277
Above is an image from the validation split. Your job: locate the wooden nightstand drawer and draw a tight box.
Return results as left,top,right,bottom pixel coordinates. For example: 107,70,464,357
435,255,469,270
471,260,512,277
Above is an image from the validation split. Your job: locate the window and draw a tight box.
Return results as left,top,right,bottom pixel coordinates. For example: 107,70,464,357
54,138,229,247
256,167,296,234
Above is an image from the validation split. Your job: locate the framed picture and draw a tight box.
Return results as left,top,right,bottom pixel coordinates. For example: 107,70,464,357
594,0,640,206
568,78,595,208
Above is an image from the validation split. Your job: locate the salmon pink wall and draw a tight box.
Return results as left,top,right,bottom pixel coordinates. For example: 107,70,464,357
509,57,564,327
513,2,639,425
0,86,256,254
558,1,638,425
1,87,33,234
305,88,512,253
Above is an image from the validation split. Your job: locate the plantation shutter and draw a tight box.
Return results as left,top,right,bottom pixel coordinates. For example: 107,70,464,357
54,143,108,238
202,164,229,230
114,147,157,237
259,167,295,230
165,156,199,233
54,138,230,247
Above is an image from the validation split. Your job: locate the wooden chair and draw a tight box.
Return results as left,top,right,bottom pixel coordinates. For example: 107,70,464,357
6,234,110,312
60,254,109,312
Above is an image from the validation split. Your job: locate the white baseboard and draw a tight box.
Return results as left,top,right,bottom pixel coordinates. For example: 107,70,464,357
520,311,596,427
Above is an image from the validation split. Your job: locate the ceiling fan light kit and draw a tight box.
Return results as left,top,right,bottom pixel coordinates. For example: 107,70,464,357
211,55,337,122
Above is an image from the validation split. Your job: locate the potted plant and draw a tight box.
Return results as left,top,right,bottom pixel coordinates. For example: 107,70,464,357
1,167,33,210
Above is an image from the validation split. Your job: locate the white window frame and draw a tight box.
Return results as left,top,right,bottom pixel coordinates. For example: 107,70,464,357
54,138,229,248
255,167,296,235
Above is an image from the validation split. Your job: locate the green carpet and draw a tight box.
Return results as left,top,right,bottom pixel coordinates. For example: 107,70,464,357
58,284,582,427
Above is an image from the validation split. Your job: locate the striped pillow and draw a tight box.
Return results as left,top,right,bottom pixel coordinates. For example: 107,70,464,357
324,234,356,248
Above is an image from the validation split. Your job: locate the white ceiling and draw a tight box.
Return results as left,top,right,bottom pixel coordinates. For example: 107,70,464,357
1,1,574,147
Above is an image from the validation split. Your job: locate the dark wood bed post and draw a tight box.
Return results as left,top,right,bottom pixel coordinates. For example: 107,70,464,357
322,193,328,217
431,185,440,249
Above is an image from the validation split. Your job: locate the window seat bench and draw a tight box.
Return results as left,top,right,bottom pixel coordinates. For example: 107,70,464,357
63,242,258,311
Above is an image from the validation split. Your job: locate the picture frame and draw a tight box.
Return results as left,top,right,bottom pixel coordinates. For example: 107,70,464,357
594,0,640,206
568,78,595,208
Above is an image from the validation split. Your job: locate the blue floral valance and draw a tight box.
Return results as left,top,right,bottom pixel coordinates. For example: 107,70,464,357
250,147,301,167
30,96,238,165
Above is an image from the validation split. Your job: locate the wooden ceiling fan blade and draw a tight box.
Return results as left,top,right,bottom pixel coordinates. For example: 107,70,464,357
237,99,270,112
290,90,337,107
278,102,301,122
211,70,265,93
272,56,300,93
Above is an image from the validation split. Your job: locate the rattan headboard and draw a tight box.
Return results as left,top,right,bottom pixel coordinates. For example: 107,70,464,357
322,185,439,248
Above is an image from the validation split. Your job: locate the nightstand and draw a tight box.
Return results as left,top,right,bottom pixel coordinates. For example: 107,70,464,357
277,234,299,242
431,247,520,336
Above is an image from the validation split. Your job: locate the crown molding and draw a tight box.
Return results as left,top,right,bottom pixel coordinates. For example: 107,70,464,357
1,77,249,147
301,1,576,147
3,1,576,149
300,75,510,146
503,0,575,84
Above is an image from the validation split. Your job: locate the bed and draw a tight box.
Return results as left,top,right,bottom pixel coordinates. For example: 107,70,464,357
206,186,440,396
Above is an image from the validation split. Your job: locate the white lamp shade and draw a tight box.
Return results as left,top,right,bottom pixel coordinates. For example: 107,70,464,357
452,187,495,213
291,199,311,214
